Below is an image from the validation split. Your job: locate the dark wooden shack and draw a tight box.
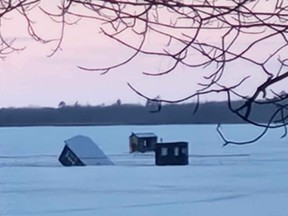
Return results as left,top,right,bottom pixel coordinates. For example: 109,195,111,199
155,142,189,166
58,135,114,166
129,132,158,153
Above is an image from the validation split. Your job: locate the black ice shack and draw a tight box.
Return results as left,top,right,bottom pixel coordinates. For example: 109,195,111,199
58,135,114,166
155,142,189,166
129,132,158,153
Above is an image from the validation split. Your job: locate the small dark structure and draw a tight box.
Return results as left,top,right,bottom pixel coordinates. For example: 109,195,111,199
129,132,158,153
155,142,189,166
58,135,114,166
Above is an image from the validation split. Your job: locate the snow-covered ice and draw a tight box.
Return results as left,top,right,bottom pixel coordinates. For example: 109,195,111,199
1,124,288,216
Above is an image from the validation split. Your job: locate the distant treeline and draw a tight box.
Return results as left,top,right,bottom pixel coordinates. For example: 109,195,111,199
0,101,277,127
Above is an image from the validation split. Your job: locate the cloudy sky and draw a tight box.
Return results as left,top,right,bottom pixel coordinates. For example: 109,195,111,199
0,6,209,108
1,35,209,108
0,2,286,108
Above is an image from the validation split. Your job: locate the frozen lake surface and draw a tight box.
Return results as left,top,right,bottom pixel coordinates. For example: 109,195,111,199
1,124,288,216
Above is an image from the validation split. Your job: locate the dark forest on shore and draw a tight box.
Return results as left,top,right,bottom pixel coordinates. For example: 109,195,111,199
0,100,277,127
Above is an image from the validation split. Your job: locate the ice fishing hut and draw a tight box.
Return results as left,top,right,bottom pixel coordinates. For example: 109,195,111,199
58,135,114,166
155,142,189,166
129,132,158,153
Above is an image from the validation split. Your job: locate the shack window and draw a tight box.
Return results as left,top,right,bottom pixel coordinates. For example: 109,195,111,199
144,140,147,148
182,147,188,156
174,147,179,156
161,147,168,156
65,151,77,165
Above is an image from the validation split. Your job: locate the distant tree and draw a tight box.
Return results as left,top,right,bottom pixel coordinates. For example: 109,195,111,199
116,99,122,106
279,91,287,99
74,101,80,107
58,101,66,108
2,1,288,144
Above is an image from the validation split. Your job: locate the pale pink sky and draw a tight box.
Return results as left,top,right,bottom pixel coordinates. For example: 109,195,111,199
0,2,286,108
1,41,216,107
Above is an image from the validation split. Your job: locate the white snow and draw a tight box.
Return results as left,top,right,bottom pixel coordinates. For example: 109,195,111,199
132,132,157,138
1,124,288,216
